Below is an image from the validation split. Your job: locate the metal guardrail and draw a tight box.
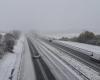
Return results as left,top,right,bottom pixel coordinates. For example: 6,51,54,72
55,41,94,56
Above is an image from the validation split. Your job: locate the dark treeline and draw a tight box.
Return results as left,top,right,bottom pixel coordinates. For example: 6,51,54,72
0,30,21,58
60,31,100,46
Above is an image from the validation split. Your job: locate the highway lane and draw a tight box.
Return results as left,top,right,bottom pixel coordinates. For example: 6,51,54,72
29,37,85,80
27,38,56,80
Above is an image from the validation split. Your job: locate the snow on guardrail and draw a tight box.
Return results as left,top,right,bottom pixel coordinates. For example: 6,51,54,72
54,40,100,60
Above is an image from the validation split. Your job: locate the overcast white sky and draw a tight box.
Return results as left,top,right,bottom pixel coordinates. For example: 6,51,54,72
0,0,100,33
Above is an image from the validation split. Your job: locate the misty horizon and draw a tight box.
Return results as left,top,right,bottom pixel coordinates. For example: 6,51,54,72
0,0,100,33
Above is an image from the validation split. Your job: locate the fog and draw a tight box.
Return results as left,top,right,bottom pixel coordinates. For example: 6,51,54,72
0,0,100,33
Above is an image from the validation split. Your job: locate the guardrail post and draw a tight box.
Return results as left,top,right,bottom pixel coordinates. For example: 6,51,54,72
9,68,15,80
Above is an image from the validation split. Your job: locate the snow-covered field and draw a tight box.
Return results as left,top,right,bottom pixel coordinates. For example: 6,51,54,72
0,35,25,80
40,32,79,39
41,32,100,39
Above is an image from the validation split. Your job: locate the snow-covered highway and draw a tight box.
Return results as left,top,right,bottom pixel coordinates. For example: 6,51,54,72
26,33,100,80
38,39,100,80
26,32,100,80
28,38,84,80
1,33,100,80
29,33,100,80
48,40,100,72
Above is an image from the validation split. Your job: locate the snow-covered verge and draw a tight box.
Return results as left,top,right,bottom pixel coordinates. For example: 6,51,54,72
20,36,36,80
39,40,100,80
56,41,100,54
54,40,100,60
0,35,25,80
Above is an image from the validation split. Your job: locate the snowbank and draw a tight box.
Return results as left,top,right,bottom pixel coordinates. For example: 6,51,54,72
57,41,100,54
54,40,100,60
0,35,25,80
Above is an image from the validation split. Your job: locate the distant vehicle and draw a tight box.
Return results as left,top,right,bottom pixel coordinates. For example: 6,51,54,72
33,55,41,59
49,39,52,42
89,52,100,61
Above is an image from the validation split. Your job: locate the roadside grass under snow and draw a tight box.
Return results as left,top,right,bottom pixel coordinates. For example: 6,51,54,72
0,35,25,80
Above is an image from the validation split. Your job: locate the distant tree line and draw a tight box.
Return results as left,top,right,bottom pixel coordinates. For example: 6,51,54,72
60,31,100,46
0,30,21,58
